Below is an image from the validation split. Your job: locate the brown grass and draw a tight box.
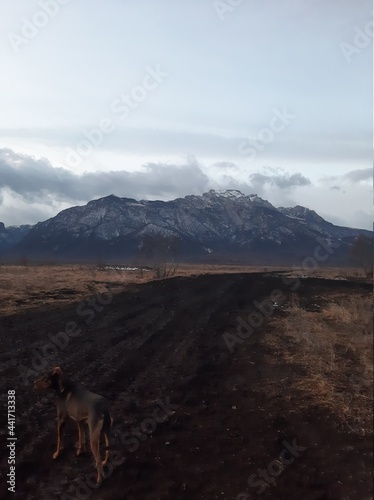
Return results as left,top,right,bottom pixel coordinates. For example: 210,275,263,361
271,293,373,435
0,263,274,316
1,262,371,434
0,264,149,316
0,263,366,317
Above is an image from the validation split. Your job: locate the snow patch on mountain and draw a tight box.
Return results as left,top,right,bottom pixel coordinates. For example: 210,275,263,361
7,191,372,262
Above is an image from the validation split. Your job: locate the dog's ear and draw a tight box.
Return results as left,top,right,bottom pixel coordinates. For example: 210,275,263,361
51,366,62,376
51,367,64,392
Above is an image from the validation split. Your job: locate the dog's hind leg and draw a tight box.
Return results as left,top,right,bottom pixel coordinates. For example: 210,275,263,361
102,432,110,465
89,424,104,485
102,410,112,465
77,422,86,456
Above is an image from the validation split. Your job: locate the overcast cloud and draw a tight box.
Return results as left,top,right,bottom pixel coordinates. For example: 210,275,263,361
249,172,311,191
0,0,372,230
0,149,210,203
0,148,371,230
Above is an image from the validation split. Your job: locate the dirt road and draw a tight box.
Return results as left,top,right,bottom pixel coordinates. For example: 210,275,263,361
0,272,372,499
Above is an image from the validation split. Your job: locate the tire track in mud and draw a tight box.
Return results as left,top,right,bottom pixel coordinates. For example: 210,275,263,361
0,274,372,499
1,274,256,499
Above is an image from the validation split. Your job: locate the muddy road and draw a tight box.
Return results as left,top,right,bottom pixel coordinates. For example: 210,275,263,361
0,272,372,499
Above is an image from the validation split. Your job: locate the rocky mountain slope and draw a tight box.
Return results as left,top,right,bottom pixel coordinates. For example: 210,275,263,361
0,223,32,253
5,190,372,264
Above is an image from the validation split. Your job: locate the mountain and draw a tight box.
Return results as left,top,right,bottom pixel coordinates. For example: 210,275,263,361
0,223,33,253
5,190,372,264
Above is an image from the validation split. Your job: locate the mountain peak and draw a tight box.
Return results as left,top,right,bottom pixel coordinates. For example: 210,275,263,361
7,191,371,264
202,190,273,207
94,194,120,202
205,189,246,199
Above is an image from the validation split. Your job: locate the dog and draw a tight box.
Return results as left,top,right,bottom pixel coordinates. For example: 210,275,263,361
34,366,112,485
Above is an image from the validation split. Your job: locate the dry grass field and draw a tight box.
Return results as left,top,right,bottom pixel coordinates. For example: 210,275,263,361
0,263,271,316
267,292,373,436
0,262,366,317
0,263,372,499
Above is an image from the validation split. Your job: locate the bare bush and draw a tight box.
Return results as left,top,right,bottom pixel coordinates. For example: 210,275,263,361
139,233,181,279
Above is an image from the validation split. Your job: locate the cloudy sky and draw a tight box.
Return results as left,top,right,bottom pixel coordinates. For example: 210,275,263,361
0,0,372,229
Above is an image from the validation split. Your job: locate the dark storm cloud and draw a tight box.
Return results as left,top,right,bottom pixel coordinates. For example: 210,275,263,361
249,172,311,191
0,148,210,203
319,168,372,187
0,148,64,203
343,168,372,183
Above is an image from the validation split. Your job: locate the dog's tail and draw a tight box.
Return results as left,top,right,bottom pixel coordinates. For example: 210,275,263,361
102,409,113,465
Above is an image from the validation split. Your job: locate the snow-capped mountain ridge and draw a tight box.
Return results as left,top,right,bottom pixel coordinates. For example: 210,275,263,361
5,191,372,264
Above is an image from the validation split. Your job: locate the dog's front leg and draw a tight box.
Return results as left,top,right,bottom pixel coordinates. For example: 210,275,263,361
53,419,65,459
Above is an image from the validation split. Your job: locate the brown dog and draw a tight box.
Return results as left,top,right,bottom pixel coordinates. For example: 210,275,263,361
34,367,112,485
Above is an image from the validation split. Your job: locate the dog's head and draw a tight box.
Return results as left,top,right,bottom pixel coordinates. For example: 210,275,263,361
34,366,64,393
